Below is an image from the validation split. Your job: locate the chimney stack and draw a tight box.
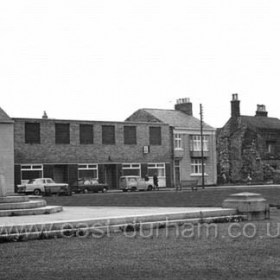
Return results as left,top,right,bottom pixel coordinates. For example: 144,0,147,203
175,98,193,116
42,111,48,119
231,93,240,118
255,104,268,117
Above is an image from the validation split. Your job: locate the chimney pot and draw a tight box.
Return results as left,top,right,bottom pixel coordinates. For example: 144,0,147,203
42,111,48,119
175,97,192,116
255,104,268,117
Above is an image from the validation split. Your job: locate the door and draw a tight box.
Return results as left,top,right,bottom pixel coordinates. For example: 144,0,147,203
105,164,117,189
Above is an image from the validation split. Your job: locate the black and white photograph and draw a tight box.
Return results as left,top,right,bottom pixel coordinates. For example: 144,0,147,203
0,1,280,279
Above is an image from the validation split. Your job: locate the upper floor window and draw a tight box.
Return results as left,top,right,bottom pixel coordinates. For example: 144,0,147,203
124,126,137,145
102,125,115,144
25,122,40,144
267,141,276,153
80,124,93,144
190,135,209,151
174,133,183,150
149,127,161,145
55,123,70,144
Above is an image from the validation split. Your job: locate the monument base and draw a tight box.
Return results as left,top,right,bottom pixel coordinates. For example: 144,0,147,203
222,192,270,220
0,195,63,217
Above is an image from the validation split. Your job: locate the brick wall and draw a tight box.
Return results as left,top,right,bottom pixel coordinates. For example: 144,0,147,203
13,118,171,164
0,122,14,194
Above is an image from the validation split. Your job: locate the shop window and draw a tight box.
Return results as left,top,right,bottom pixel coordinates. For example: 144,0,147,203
78,164,98,179
147,163,165,177
21,164,43,183
122,163,140,176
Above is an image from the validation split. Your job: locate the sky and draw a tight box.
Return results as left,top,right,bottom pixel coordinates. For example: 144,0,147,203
1,0,280,128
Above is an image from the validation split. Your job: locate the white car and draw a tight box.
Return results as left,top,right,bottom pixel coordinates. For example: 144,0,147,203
17,178,70,196
119,176,154,192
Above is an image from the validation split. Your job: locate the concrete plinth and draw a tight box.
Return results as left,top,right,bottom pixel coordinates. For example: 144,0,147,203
0,195,63,217
222,192,270,220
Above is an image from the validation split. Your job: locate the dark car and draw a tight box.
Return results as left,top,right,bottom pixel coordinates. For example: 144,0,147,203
71,178,108,193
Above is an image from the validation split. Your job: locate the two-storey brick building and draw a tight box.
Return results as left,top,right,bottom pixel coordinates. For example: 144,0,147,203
126,98,217,186
13,117,172,189
0,107,14,195
217,94,280,184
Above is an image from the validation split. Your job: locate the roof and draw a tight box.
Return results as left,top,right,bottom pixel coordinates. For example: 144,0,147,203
241,115,280,130
140,109,214,130
0,107,13,123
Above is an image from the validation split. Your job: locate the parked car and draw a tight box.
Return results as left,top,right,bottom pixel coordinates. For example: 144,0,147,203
17,178,70,196
71,178,108,193
119,176,154,192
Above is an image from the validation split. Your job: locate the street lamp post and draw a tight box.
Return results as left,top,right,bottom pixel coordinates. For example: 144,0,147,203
200,104,205,189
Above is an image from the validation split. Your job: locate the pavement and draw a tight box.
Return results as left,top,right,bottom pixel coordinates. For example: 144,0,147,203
0,206,242,240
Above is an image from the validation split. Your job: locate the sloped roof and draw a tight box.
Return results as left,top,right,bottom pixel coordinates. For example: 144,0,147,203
241,115,280,130
141,109,214,130
0,107,12,123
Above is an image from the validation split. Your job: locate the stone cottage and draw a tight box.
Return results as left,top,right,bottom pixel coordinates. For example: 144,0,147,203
217,94,280,184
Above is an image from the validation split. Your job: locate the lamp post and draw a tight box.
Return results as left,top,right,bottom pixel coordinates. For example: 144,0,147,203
200,104,205,189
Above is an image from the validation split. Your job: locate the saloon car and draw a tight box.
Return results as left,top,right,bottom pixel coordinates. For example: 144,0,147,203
71,178,108,193
17,178,70,196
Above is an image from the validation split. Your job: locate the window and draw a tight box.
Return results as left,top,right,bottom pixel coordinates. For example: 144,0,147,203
149,127,161,145
102,125,115,144
124,126,137,145
122,163,141,176
267,141,276,153
55,123,70,144
174,133,183,150
147,163,165,177
190,135,209,151
25,123,40,144
21,164,43,183
80,124,93,144
191,159,206,174
78,164,98,179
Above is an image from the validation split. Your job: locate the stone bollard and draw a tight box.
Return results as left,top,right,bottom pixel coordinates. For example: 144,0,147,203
222,192,270,221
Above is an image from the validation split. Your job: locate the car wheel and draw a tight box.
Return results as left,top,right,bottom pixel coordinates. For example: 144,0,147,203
147,185,153,191
102,187,108,193
33,189,41,196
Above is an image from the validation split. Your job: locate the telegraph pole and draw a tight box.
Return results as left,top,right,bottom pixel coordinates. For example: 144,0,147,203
200,104,205,189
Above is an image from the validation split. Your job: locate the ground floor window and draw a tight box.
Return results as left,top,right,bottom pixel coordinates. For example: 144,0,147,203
21,164,43,183
191,159,206,174
78,164,98,179
148,163,165,177
122,163,141,176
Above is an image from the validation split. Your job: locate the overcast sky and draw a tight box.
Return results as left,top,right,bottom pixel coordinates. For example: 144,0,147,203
1,0,280,128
